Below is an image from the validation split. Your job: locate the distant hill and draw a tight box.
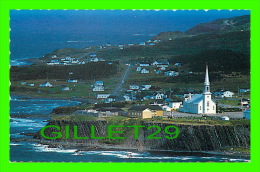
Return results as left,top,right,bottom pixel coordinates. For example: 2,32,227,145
185,15,250,35
151,31,188,41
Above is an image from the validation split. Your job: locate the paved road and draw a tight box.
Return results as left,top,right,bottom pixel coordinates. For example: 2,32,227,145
112,64,132,96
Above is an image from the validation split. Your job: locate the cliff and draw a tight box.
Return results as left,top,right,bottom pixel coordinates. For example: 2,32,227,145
34,119,250,151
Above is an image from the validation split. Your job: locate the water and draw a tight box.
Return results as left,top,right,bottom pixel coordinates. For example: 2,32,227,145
10,95,250,162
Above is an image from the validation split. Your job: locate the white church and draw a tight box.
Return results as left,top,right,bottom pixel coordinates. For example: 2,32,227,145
178,65,216,114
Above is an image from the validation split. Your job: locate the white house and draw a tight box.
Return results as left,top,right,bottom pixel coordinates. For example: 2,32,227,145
139,63,150,67
140,68,149,74
89,53,97,57
152,61,160,66
151,92,165,100
97,94,110,99
239,88,250,93
68,79,78,83
123,95,132,101
93,86,105,91
129,84,139,90
136,67,142,72
178,65,216,114
165,71,179,77
215,90,234,98
21,81,27,85
39,82,53,87
61,86,70,91
221,116,230,121
90,57,99,62
28,83,35,87
139,42,146,45
141,85,152,90
169,102,182,110
93,85,105,92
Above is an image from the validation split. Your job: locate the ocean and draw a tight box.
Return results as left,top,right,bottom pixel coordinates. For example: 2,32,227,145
10,95,250,162
10,10,250,66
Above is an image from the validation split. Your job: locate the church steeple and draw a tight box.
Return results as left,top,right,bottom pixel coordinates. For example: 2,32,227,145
203,65,211,94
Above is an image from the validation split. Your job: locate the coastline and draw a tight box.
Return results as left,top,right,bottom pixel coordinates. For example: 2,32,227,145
11,137,250,159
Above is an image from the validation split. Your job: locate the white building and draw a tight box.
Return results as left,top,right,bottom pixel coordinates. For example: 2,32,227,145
215,90,234,98
140,68,149,74
169,102,182,110
93,85,105,91
243,109,250,119
68,79,78,83
97,94,110,99
129,84,139,90
221,116,230,121
178,65,216,114
136,67,142,72
39,82,53,87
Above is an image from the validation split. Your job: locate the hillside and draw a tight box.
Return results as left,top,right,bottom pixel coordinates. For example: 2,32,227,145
38,15,250,73
185,15,250,35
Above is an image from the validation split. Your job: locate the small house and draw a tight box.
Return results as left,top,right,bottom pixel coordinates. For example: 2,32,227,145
94,81,104,86
93,85,105,92
39,82,53,87
140,68,149,74
61,86,70,91
129,84,139,90
243,109,250,119
97,93,110,99
68,79,78,83
221,116,230,121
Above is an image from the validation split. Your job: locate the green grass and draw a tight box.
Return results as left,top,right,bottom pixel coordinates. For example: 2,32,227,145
51,115,98,121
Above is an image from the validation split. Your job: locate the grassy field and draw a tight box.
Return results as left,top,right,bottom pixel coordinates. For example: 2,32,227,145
10,64,128,99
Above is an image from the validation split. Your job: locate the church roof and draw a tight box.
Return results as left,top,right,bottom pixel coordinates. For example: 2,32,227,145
186,94,203,104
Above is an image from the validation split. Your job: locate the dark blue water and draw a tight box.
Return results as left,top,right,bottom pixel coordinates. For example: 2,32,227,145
10,10,250,63
10,96,250,162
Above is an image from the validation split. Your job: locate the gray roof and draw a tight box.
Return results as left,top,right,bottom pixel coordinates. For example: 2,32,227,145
128,105,163,111
186,94,203,104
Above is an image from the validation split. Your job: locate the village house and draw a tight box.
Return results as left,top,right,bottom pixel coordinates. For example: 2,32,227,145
150,100,164,106
27,83,35,87
94,81,104,86
129,84,139,90
151,92,165,100
21,81,27,85
39,81,53,87
168,102,182,110
165,71,179,77
98,107,127,117
240,98,250,106
68,79,78,83
128,105,164,119
123,95,132,101
89,53,97,57
141,85,152,90
178,65,216,114
139,42,146,46
136,67,142,72
214,90,234,98
96,93,110,99
106,96,118,103
139,62,150,67
61,86,70,91
90,57,99,62
152,61,160,66
140,68,149,74
93,85,105,92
